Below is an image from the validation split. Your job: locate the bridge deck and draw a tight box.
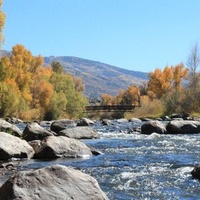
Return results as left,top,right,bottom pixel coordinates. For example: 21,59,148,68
85,105,139,112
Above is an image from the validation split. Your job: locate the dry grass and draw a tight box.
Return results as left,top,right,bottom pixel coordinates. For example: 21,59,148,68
125,96,165,119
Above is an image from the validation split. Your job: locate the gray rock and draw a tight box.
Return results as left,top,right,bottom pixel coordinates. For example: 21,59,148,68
191,164,200,180
39,120,53,127
5,117,23,124
51,119,76,133
28,140,41,152
59,126,100,139
56,118,76,126
102,119,113,126
0,164,108,200
0,118,22,137
22,123,54,141
0,132,34,160
89,146,103,156
162,116,171,121
141,120,167,134
129,118,142,123
117,118,128,123
166,120,200,134
77,118,95,126
34,136,92,159
140,118,152,121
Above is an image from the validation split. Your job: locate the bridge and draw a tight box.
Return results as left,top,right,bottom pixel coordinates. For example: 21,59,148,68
85,105,140,112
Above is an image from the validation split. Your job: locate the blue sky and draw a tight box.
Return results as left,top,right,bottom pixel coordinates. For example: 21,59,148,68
2,0,200,72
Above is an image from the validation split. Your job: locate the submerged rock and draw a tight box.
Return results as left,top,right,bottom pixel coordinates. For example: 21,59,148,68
34,136,92,159
0,164,108,200
0,132,34,160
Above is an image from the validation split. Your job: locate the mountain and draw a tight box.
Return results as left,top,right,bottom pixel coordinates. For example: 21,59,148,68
44,56,149,99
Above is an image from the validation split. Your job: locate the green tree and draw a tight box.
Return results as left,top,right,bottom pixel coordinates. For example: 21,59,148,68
50,72,88,118
0,81,22,117
0,56,10,81
44,92,67,120
51,61,64,74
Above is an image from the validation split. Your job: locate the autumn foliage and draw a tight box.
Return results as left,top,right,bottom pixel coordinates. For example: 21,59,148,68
0,0,5,49
101,85,141,106
100,62,191,118
0,44,88,120
147,63,188,99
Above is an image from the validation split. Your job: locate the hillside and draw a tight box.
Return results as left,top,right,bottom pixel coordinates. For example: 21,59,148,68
44,56,148,99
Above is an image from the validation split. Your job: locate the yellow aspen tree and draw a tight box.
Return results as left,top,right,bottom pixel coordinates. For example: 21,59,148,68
116,89,125,104
121,85,141,105
9,45,45,107
162,66,173,92
101,93,115,105
74,77,85,92
148,68,165,98
172,63,188,91
0,0,5,49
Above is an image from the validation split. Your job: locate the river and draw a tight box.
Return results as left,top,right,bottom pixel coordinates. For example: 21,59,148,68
5,120,200,199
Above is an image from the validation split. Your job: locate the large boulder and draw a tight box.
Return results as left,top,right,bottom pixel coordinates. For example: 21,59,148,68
0,132,34,160
166,120,200,134
50,119,76,133
34,136,92,159
0,164,108,200
141,120,167,134
0,118,22,137
22,123,54,141
58,127,100,139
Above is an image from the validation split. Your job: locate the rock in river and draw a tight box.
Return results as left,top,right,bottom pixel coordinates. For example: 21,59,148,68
141,120,167,134
77,118,95,126
191,164,200,180
0,164,108,200
166,120,200,134
58,126,100,139
50,119,76,133
0,132,34,160
22,122,54,141
34,136,92,159
0,118,22,137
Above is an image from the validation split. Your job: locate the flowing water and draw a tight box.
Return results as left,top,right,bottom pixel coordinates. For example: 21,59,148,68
7,121,200,199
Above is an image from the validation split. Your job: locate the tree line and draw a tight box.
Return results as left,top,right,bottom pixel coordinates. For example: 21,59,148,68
100,43,200,118
0,44,88,120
